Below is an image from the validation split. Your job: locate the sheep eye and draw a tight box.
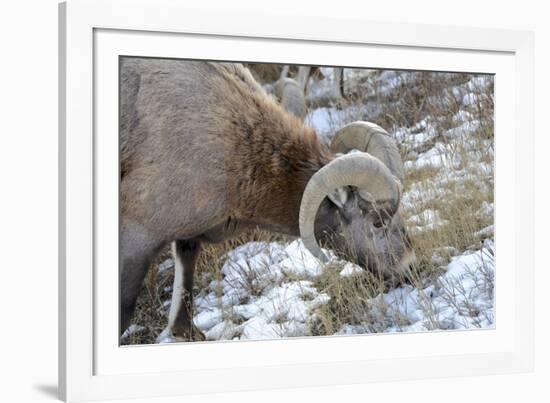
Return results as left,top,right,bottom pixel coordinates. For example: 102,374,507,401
369,210,391,229
373,220,387,229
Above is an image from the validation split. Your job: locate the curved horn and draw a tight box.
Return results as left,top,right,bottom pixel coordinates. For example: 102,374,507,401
330,121,405,184
299,152,402,262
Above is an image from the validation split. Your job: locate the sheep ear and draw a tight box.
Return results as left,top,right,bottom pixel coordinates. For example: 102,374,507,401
327,187,349,208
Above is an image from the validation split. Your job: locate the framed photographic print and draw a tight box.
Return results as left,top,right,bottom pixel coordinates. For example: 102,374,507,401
59,0,534,401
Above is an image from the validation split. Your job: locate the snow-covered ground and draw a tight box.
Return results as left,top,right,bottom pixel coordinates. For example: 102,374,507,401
135,67,495,344
156,236,493,342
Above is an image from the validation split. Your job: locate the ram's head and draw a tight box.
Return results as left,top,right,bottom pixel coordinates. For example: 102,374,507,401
299,121,414,282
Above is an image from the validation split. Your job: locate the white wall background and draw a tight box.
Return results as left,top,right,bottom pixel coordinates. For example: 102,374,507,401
0,0,546,402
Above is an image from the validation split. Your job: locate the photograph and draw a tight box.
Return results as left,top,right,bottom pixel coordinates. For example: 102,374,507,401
119,57,495,345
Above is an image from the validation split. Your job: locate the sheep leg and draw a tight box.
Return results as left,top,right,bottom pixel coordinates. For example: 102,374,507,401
331,68,344,100
120,222,162,336
161,239,205,342
296,66,311,91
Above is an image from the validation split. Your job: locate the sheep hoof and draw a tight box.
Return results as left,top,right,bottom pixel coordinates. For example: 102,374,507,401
191,326,206,342
176,324,205,342
159,324,205,342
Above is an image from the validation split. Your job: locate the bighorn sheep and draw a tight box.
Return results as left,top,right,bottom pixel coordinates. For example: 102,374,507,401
120,58,413,341
273,66,309,120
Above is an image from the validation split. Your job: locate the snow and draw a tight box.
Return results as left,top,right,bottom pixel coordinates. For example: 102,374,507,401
305,106,344,138
404,142,461,170
373,70,414,96
121,324,145,339
401,181,446,211
193,308,223,331
475,225,494,237
340,262,364,277
184,239,335,341
477,201,494,217
305,105,363,142
277,240,327,277
205,320,238,340
407,209,449,234
157,258,174,273
445,119,481,139
394,119,439,148
153,236,494,342
144,69,495,344
349,241,494,333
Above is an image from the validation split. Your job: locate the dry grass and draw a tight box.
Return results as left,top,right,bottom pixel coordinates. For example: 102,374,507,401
122,229,290,345
124,67,494,345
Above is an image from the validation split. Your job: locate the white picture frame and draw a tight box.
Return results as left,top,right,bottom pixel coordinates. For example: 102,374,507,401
59,0,534,401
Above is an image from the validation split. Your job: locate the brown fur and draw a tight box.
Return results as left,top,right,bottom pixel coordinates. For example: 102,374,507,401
119,58,333,335
121,58,331,241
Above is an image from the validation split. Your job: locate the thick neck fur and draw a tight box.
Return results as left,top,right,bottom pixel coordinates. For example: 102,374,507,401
225,98,333,236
